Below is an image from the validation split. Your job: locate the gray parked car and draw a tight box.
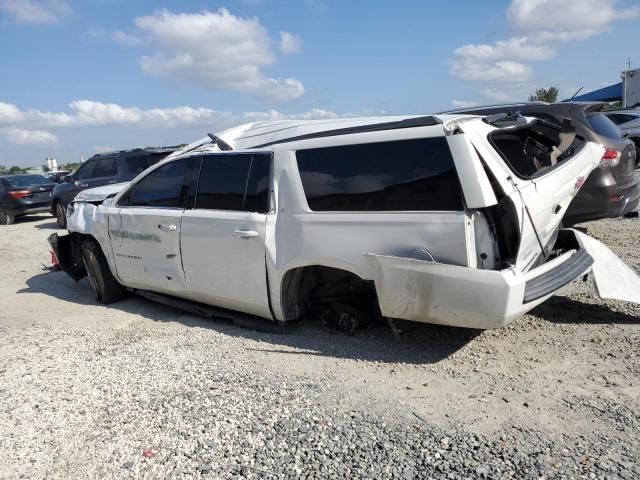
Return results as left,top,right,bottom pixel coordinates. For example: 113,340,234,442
52,146,178,228
440,102,639,225
605,110,640,166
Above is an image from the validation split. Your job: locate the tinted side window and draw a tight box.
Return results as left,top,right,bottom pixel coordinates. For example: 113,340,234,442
296,138,463,211
130,159,190,208
125,153,169,177
93,158,117,178
196,155,251,211
244,155,271,213
75,161,96,180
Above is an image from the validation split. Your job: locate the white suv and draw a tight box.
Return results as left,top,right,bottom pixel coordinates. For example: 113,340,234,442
49,114,640,330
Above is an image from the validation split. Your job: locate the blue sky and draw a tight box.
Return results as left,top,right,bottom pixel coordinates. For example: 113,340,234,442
0,0,639,166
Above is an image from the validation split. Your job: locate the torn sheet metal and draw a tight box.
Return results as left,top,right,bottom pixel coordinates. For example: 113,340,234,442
574,230,640,304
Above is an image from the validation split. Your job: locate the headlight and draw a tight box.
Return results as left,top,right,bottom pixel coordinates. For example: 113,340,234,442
66,203,75,216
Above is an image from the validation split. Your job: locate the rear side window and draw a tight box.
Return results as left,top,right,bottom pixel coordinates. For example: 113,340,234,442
195,154,271,213
93,158,117,178
296,138,463,211
129,159,191,208
587,113,623,140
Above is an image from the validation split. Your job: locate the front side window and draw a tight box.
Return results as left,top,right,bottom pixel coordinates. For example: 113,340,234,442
74,161,96,181
125,153,169,177
129,159,191,208
195,154,271,213
93,158,117,178
296,138,463,211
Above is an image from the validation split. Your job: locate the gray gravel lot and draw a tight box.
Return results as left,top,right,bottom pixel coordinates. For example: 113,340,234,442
0,215,639,479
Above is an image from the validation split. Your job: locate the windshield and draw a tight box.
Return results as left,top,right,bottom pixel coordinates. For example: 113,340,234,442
587,113,623,140
5,175,50,187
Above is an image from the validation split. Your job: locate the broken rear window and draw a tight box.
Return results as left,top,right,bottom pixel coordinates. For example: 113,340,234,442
489,120,585,178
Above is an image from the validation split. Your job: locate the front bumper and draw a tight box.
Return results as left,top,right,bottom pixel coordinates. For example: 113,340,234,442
364,229,600,329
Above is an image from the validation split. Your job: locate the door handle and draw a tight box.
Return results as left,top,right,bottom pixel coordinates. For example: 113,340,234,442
234,229,258,239
158,224,177,231
80,183,89,188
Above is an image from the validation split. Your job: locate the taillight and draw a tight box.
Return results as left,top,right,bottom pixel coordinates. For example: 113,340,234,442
598,148,621,168
8,190,31,199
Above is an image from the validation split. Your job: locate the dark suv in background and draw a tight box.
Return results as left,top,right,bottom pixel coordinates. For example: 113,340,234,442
441,102,639,225
52,146,178,228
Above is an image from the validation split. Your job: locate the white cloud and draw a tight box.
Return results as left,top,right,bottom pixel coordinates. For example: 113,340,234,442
243,108,339,122
451,100,479,109
450,36,554,82
279,31,302,55
111,30,143,47
508,0,640,41
0,0,70,24
450,0,640,89
128,8,304,101
0,100,363,132
4,127,57,146
94,146,116,154
0,102,25,123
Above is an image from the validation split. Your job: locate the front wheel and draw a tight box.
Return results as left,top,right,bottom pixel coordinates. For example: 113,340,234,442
55,202,67,229
81,239,127,304
0,206,15,225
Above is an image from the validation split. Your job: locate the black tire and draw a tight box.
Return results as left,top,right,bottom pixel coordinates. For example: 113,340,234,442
55,202,67,229
0,205,15,225
81,239,126,304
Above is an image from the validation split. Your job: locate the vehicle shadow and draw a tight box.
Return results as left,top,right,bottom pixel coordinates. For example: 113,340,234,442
14,214,54,225
532,295,640,324
19,270,482,365
33,221,62,230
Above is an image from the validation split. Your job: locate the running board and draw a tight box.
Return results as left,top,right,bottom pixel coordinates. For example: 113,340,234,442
131,289,290,334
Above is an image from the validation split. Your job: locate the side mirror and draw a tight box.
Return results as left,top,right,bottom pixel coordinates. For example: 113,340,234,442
63,175,73,183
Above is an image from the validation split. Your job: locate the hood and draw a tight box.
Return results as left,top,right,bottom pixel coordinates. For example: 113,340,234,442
72,182,129,203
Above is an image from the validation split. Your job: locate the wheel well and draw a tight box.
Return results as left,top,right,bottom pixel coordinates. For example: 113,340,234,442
280,265,379,322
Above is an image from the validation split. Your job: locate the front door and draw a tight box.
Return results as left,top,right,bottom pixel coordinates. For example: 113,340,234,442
111,157,195,294
180,153,273,319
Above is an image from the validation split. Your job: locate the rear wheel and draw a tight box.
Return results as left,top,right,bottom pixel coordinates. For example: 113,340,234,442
55,202,67,229
0,206,15,225
81,239,126,304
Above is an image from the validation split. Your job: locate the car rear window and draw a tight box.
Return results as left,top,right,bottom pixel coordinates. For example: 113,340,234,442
489,120,586,178
295,138,463,212
587,113,623,140
5,175,49,187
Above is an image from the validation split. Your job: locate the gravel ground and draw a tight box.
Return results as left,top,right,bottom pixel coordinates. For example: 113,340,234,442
0,214,639,479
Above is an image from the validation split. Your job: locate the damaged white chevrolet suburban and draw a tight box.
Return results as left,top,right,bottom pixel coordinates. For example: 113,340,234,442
49,114,640,331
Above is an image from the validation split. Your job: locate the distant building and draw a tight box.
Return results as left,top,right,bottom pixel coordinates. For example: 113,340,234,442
573,67,640,108
622,68,640,108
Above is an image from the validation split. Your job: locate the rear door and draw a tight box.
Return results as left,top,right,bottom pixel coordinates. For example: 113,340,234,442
111,157,196,294
180,153,272,319
461,118,602,269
